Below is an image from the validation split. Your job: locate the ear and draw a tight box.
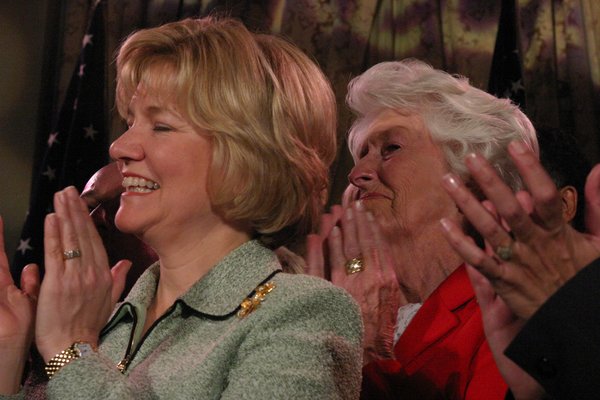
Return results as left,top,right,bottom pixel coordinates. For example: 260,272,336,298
559,185,578,225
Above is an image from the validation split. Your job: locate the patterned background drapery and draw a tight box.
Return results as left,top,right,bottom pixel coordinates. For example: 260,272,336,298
41,0,600,212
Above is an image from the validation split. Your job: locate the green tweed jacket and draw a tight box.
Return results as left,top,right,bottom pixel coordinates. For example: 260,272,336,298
11,240,362,399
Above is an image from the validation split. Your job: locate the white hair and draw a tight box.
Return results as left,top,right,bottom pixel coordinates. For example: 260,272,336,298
346,59,538,191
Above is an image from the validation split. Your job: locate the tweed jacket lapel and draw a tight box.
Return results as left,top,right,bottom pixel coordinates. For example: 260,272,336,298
394,264,473,372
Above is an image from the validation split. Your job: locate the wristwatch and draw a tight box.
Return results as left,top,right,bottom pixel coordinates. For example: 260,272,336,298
45,341,97,379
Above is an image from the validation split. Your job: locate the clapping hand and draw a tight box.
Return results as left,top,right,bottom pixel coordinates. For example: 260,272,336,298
440,141,600,399
0,216,39,394
35,187,131,363
305,201,405,364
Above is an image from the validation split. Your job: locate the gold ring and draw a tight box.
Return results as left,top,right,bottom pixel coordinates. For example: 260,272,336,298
63,248,82,260
345,257,364,275
495,244,512,262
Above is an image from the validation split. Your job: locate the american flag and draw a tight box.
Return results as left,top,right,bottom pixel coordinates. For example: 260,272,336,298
11,0,108,282
488,0,526,109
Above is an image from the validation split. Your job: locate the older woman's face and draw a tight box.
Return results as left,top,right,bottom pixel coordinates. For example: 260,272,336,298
348,109,458,239
109,89,217,246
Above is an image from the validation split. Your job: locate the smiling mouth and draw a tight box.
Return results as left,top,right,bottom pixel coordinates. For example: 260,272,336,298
360,192,388,201
122,176,160,193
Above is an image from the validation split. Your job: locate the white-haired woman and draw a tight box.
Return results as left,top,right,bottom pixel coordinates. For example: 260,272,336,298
307,59,538,399
0,17,362,399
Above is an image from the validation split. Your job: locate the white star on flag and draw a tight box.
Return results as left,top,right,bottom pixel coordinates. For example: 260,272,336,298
84,124,98,140
42,166,56,181
47,132,59,147
82,34,93,47
17,238,33,255
510,79,524,93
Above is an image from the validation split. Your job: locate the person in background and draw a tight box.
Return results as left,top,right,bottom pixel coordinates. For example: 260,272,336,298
80,163,157,298
537,126,591,231
440,140,600,400
0,16,362,399
306,59,538,399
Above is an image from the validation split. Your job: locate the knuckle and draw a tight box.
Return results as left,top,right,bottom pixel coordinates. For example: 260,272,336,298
470,252,488,267
535,186,559,206
502,204,522,222
479,219,505,239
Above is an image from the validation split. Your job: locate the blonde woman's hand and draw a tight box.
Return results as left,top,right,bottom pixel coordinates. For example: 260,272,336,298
35,187,131,363
0,216,39,394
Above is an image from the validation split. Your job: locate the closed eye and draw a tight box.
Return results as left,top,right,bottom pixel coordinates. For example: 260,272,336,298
153,124,173,132
381,144,401,158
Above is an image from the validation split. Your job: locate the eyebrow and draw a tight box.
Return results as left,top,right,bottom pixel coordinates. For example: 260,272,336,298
126,104,174,118
366,127,407,143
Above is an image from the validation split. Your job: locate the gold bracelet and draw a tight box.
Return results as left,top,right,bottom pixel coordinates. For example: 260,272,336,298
45,342,96,379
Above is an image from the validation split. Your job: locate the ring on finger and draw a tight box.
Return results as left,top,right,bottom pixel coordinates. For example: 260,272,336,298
63,248,82,260
495,242,513,262
345,257,364,275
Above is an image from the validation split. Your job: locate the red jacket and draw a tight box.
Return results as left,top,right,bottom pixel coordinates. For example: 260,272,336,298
362,265,507,399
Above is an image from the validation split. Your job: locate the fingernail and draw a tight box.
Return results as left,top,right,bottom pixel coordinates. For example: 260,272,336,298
67,186,79,198
366,211,375,222
465,153,483,172
332,226,341,237
509,140,527,154
354,200,364,211
442,173,460,190
345,207,353,221
440,218,452,232
46,213,57,227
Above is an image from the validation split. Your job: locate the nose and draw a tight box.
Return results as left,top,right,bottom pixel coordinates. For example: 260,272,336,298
109,127,144,163
348,156,378,189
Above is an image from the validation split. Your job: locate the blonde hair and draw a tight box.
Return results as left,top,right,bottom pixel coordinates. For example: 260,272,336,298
116,17,337,248
347,59,538,191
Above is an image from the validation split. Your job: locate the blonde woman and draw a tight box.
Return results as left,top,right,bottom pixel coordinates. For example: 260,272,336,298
0,17,361,399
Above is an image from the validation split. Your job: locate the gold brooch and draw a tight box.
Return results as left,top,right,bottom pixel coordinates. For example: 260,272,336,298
237,281,275,318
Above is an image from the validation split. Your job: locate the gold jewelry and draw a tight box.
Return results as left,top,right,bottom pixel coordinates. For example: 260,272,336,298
345,257,364,275
237,281,275,318
495,244,513,262
45,342,96,379
63,248,81,260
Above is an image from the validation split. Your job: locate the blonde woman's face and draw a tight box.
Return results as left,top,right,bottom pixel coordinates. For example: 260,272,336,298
348,109,457,240
109,89,219,246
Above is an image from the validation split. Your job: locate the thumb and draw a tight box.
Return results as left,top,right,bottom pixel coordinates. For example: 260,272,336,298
466,264,496,312
304,234,325,278
110,260,132,305
20,263,40,301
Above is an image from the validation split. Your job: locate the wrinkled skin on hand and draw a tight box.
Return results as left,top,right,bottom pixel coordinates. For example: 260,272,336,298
305,202,405,364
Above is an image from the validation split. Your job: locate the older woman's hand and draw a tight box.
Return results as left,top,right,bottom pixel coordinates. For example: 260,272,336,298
306,201,405,364
0,216,39,394
35,187,131,363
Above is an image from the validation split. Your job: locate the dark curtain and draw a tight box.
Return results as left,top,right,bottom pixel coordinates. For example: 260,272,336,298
40,0,600,209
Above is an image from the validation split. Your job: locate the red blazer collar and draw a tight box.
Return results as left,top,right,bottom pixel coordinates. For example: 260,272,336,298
394,264,474,363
